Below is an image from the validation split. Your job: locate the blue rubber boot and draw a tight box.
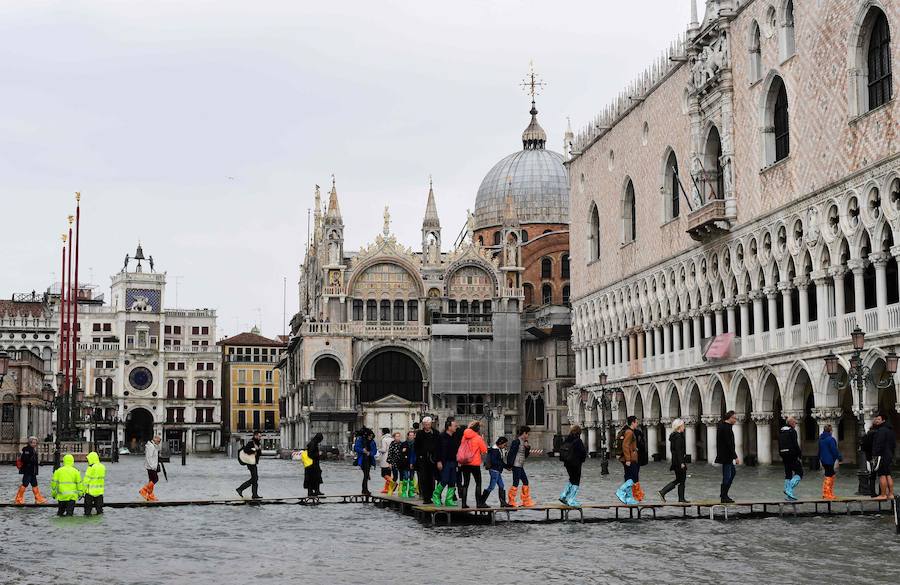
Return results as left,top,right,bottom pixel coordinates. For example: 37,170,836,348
624,481,638,505
565,485,581,507
784,479,795,501
559,482,572,505
787,475,801,501
615,479,633,504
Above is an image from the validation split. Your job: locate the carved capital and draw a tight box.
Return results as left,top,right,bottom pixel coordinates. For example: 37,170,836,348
682,416,699,425
777,282,793,293
782,409,805,421
869,252,890,268
644,418,660,427
847,258,868,273
793,276,810,290
659,417,674,426
811,406,844,421
750,411,774,424
700,415,720,425
829,266,848,280
764,287,779,299
851,406,878,418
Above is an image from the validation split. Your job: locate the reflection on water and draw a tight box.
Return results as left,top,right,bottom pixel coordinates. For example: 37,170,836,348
1,457,899,584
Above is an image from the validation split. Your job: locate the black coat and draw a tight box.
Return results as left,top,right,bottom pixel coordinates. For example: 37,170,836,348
303,437,323,489
563,434,587,466
19,445,39,476
669,431,687,471
778,425,802,461
414,428,440,467
715,421,737,464
873,423,896,460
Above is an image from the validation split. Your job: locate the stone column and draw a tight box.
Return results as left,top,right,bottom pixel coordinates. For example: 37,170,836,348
660,418,673,461
682,315,691,352
613,338,621,366
592,344,600,372
892,245,900,304
587,425,598,454
702,415,719,464
653,325,663,358
19,403,29,442
606,339,615,367
726,300,736,334
766,287,779,335
811,407,843,436
714,305,724,336
575,350,582,380
703,311,713,339
672,320,682,362
645,418,660,461
849,259,867,328
733,414,747,463
751,290,764,338
662,322,671,369
831,267,847,336
795,276,810,343
812,270,829,341
644,328,653,363
684,416,699,463
752,412,774,464
738,294,750,348
692,313,702,350
870,252,889,331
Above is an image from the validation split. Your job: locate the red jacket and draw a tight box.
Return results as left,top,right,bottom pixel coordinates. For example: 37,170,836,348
458,428,488,466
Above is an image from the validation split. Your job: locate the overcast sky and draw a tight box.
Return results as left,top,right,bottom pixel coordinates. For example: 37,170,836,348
0,0,690,339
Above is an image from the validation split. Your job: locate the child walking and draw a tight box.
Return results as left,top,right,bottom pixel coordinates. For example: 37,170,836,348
481,436,509,507
398,430,416,498
506,426,541,507
386,432,403,496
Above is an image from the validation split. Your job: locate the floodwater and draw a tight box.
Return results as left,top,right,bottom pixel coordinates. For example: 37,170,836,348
1,455,899,585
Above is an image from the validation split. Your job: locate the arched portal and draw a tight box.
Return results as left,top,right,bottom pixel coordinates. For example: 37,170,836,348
125,407,154,451
360,351,424,404
312,356,341,406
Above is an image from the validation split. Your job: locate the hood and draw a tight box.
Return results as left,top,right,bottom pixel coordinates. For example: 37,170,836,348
819,430,832,438
87,451,100,465
463,428,479,440
312,433,324,443
63,453,75,467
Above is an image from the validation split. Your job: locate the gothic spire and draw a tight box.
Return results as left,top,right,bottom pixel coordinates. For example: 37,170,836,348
422,176,440,229
325,175,342,224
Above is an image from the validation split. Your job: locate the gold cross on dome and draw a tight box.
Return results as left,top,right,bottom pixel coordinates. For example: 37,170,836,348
520,60,546,100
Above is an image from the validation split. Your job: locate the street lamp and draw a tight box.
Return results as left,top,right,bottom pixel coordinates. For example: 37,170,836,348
824,326,898,495
44,371,87,469
595,371,622,476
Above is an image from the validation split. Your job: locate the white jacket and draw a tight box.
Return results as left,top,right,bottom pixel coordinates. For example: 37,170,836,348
145,441,159,470
378,434,392,468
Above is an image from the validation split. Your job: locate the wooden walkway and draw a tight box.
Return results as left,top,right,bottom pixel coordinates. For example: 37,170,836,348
0,494,372,509
370,494,900,527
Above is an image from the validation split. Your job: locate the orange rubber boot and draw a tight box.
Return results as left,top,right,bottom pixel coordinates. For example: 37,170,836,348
380,477,391,494
633,482,645,502
824,476,836,500
507,486,519,508
521,485,535,507
32,487,47,504
139,483,150,501
148,482,158,502
14,486,26,505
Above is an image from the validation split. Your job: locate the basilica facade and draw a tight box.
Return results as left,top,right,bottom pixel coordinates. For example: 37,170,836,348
568,0,899,464
279,102,574,453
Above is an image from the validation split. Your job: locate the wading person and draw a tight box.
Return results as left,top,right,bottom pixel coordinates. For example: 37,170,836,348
386,432,403,496
457,421,488,508
872,413,896,500
817,423,841,500
778,416,803,501
237,431,263,500
414,417,440,504
82,451,106,515
432,418,460,506
378,428,394,495
304,433,324,497
140,435,162,502
559,425,587,507
507,426,540,508
15,436,47,505
399,430,416,498
614,416,640,505
658,419,688,503
482,436,509,507
353,428,377,496
50,453,83,517
715,411,739,503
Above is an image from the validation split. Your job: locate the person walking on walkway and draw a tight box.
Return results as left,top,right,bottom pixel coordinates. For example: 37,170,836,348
872,413,896,500
482,436,509,507
458,421,488,508
399,430,416,498
614,416,640,505
414,417,440,504
304,433,324,497
779,416,803,501
658,419,688,503
82,451,106,515
506,426,541,508
386,432,403,496
559,425,587,507
50,453,83,517
354,428,378,496
818,423,841,500
14,437,47,505
140,436,162,502
432,418,460,506
237,431,263,500
378,428,394,495
715,411,739,503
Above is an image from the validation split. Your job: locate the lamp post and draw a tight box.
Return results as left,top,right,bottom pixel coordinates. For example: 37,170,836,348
109,413,121,463
824,326,898,496
594,371,623,476
44,370,86,470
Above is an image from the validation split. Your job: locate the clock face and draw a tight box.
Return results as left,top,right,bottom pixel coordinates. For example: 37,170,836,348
129,366,153,391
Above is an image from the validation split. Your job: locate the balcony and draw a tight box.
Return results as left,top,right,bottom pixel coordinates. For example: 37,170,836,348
686,199,731,242
299,321,430,339
501,287,524,299
78,342,120,353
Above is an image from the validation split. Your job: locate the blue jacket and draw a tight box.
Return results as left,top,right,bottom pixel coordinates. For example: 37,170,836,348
818,431,842,466
353,437,377,467
486,446,506,472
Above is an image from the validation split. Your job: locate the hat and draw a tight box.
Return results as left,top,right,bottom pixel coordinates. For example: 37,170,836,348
422,416,433,424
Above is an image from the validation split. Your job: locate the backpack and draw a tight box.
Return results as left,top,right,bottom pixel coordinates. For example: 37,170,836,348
457,436,477,465
613,427,628,458
558,441,573,464
15,454,24,471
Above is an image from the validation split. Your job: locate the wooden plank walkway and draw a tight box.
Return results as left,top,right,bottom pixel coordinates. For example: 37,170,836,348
370,494,900,527
0,494,373,509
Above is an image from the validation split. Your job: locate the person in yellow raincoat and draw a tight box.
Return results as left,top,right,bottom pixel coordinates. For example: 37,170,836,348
50,454,83,517
83,451,106,515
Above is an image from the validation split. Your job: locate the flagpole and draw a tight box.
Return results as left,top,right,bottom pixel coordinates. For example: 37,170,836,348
59,233,67,377
73,194,81,402
65,216,74,396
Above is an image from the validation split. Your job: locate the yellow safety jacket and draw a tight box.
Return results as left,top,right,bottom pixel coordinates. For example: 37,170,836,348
50,454,84,502
84,451,106,497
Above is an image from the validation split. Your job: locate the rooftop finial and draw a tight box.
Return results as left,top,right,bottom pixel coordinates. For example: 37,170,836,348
519,61,548,150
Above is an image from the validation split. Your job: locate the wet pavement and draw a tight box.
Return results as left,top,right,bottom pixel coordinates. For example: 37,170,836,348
1,455,899,584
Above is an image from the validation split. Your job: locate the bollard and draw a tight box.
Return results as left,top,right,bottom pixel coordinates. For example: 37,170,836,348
894,496,900,536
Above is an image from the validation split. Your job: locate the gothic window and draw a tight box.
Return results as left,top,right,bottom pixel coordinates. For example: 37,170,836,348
196,379,204,397
763,76,790,166
623,179,636,242
525,394,545,426
379,300,391,321
541,257,553,279
407,300,418,322
366,300,377,321
561,254,570,278
589,204,600,261
177,379,185,399
94,378,103,396
459,300,469,314
393,300,404,322
774,81,790,161
523,284,534,306
483,300,492,314
105,378,113,397
703,126,724,200
780,1,795,60
521,230,529,243
868,10,893,111
542,284,553,305
206,379,214,399
562,284,571,305
664,150,680,220
167,379,175,399
749,20,762,82
493,231,501,246
352,299,363,321
471,301,481,315
448,299,457,314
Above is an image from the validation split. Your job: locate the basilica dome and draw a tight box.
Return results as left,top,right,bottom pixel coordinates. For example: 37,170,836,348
474,103,570,230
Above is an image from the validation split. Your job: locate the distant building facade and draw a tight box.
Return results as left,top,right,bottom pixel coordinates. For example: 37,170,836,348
0,349,51,461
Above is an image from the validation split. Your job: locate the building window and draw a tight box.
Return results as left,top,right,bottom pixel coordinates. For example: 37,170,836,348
523,283,534,306
265,370,273,383
763,76,790,165
164,325,171,334
459,300,469,314
265,388,273,404
264,410,276,431
237,410,246,431
703,126,724,201
623,179,636,242
393,300,404,322
366,300,377,321
201,326,209,335
541,284,552,305
177,380,185,399
252,370,261,384
105,378,113,397
589,204,600,261
493,231,501,246
749,20,762,82
252,410,260,431
774,80,790,161
525,394,545,426
94,378,103,395
867,9,892,111
167,380,175,399
252,387,260,404
448,299,457,314
352,300,363,321
562,284,571,305
483,300,492,314
561,254,570,278
238,387,246,404
541,257,552,279
206,379,214,399
407,300,418,322
191,326,199,335
196,380,204,398
520,229,529,243
780,1,795,60
664,150,680,220
238,369,246,383
456,394,484,416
